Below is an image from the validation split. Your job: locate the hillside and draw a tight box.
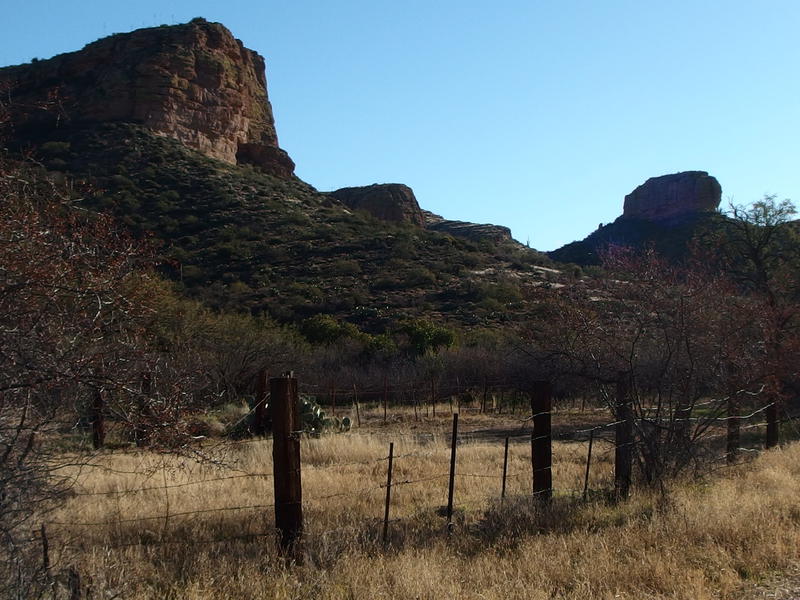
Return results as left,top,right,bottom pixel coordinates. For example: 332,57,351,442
12,122,557,329
0,20,557,331
1,20,771,332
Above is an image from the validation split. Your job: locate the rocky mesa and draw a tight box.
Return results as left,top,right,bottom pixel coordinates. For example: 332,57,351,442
0,18,295,178
623,171,721,222
329,183,516,244
549,170,724,264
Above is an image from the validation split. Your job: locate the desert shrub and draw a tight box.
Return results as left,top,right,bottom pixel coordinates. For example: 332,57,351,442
393,318,456,356
300,314,363,345
39,140,71,157
401,266,436,288
330,259,362,276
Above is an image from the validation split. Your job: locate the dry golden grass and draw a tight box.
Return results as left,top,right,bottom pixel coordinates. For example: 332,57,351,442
42,414,800,600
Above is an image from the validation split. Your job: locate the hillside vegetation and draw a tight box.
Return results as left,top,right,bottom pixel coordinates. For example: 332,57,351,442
20,122,556,330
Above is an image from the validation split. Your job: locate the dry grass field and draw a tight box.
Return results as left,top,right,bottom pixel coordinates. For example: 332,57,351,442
42,407,800,599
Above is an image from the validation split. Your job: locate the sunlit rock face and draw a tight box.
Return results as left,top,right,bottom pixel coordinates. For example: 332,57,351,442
623,171,721,222
0,18,295,178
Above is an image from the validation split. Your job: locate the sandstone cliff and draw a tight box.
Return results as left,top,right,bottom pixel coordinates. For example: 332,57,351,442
0,18,294,178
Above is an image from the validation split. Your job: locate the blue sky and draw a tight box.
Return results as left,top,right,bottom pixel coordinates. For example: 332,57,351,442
2,1,798,250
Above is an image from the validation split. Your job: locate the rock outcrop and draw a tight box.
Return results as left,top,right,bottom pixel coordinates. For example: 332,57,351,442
623,171,721,222
328,183,515,244
549,170,724,265
423,210,513,243
329,184,426,228
0,18,294,178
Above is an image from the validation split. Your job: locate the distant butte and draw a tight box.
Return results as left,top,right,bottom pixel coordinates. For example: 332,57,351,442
548,170,724,265
623,171,722,222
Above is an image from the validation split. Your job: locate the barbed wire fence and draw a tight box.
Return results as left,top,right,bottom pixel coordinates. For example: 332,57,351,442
39,373,796,596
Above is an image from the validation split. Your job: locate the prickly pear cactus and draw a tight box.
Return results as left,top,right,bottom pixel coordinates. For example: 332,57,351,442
300,396,351,435
230,394,351,438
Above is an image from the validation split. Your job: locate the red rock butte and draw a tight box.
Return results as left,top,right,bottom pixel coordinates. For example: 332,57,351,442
0,18,295,178
622,171,721,222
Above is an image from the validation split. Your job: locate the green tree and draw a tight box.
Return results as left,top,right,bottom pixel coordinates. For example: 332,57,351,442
721,195,799,304
393,318,455,357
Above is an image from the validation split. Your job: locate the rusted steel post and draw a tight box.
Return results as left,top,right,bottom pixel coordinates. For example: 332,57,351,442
766,400,779,449
382,442,394,546
614,377,633,501
353,384,361,427
501,436,510,503
530,381,553,502
583,430,594,502
446,413,458,533
253,368,269,436
91,389,105,450
271,374,303,560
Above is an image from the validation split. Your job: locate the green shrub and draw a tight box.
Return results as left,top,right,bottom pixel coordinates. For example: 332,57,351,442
401,267,436,288
330,259,362,276
39,141,71,157
393,318,455,356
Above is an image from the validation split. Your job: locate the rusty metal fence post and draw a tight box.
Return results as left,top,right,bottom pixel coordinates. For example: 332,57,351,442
501,436,509,503
382,442,394,546
271,373,303,561
614,376,633,501
766,400,779,449
530,381,552,502
446,413,458,534
583,429,594,502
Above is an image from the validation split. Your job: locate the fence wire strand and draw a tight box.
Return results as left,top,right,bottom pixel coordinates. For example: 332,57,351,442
47,399,796,557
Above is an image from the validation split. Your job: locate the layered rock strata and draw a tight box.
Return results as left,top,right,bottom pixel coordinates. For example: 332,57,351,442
0,18,294,178
423,210,513,243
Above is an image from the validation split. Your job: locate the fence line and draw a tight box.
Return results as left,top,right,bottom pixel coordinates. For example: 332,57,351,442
71,471,275,497
49,375,797,564
48,502,277,527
